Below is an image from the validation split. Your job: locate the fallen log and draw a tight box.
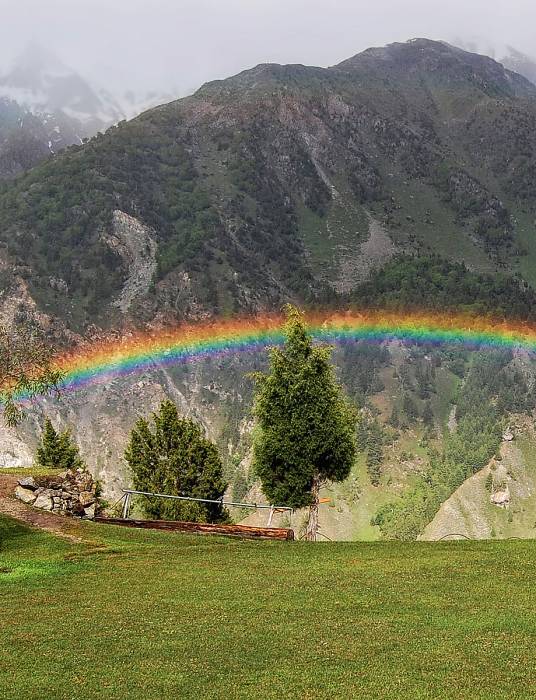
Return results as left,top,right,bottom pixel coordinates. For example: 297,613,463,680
94,517,294,541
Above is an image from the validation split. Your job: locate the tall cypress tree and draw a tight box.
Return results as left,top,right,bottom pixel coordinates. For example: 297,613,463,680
124,400,228,523
252,306,357,540
35,418,84,470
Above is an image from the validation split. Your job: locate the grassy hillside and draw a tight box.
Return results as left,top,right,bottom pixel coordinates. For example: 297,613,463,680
2,516,536,699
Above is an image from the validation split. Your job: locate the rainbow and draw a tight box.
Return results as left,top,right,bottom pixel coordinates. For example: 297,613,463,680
48,310,536,396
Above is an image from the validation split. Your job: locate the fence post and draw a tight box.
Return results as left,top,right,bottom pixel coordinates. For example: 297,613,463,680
121,492,131,519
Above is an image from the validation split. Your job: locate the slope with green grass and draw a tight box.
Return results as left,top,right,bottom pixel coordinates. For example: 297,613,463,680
2,516,536,699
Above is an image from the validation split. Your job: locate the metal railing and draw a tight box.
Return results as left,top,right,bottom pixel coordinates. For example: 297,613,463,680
120,489,293,527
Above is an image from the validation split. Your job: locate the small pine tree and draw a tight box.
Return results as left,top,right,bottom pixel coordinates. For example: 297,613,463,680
403,393,418,422
35,418,84,470
125,400,228,523
389,406,400,428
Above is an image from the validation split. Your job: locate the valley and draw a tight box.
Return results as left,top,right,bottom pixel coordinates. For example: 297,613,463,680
2,39,536,541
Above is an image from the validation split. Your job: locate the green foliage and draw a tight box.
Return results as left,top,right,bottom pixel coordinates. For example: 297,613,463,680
402,393,418,422
0,324,63,426
35,418,84,471
365,421,384,487
252,306,357,508
355,413,385,486
124,400,228,523
354,256,536,318
336,344,389,406
372,351,522,540
422,401,434,427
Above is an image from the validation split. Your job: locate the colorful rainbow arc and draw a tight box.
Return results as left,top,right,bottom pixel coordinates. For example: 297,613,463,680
45,310,536,398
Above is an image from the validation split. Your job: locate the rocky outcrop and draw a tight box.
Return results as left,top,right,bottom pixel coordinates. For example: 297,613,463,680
15,468,97,518
104,210,157,313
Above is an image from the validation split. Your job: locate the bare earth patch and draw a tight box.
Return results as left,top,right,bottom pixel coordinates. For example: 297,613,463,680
0,475,85,542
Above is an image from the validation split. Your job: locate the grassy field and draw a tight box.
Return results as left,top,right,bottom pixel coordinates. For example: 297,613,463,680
2,516,536,699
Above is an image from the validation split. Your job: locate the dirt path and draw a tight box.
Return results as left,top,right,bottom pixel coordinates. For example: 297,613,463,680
0,475,85,542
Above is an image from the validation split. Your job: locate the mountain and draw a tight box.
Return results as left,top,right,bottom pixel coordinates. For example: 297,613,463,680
500,47,536,87
453,39,536,88
1,38,536,328
0,96,86,179
2,38,536,540
0,43,176,178
0,42,125,135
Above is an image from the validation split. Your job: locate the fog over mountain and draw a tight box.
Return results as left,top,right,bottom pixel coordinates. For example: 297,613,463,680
1,0,536,99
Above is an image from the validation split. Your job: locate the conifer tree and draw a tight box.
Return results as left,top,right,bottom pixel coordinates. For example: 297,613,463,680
124,400,228,523
403,393,418,422
366,420,384,486
35,418,84,470
252,306,357,541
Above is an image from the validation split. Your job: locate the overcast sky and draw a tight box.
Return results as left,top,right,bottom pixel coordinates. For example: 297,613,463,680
1,0,535,96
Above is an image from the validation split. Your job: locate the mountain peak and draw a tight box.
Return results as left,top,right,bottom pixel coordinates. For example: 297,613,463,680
334,38,536,98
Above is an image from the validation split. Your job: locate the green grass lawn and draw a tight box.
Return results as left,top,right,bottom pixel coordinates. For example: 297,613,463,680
2,516,536,699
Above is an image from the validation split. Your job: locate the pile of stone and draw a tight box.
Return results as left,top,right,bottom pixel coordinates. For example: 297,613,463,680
15,468,97,519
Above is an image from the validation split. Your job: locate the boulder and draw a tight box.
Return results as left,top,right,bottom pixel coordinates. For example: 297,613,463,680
491,485,510,508
47,479,63,489
71,501,85,516
15,485,36,505
17,476,37,490
33,490,54,511
83,504,96,519
79,491,95,507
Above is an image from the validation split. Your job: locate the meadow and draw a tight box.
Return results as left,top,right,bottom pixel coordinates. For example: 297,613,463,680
2,515,536,699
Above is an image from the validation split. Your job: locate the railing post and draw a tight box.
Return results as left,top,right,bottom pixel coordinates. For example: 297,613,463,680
121,492,131,519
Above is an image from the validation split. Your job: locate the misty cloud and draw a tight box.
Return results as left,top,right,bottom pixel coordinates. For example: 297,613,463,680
1,0,535,96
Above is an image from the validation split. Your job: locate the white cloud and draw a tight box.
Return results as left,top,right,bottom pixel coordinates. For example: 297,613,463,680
0,0,535,95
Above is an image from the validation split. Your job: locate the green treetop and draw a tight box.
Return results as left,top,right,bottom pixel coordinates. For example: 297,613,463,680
252,306,357,540
124,400,228,523
35,418,84,471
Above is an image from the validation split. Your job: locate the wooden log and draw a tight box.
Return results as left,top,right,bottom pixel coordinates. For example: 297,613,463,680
94,517,294,541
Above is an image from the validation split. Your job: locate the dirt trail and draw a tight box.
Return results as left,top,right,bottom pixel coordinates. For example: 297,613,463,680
0,475,85,542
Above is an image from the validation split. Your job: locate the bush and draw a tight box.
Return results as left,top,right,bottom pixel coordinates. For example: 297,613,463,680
124,400,228,523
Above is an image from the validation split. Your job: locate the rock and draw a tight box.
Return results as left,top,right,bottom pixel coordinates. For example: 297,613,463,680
502,429,514,442
17,476,37,490
491,485,510,508
15,485,36,504
34,491,54,511
71,501,85,516
83,504,96,519
79,491,95,507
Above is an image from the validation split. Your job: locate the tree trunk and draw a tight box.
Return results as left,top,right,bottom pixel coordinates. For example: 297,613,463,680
304,474,321,541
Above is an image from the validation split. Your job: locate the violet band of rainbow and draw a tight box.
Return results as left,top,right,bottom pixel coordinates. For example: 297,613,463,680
20,311,536,400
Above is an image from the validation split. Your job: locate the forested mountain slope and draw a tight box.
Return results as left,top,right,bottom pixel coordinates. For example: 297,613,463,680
2,39,536,329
